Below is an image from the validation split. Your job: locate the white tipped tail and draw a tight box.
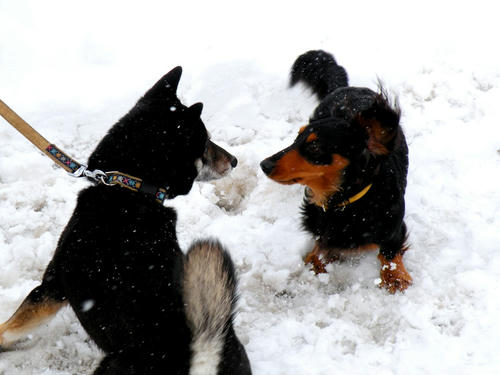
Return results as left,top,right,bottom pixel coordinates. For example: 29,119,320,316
184,240,237,375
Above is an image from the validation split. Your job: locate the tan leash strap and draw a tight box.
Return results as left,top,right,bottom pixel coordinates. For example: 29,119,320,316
0,99,51,150
0,99,81,173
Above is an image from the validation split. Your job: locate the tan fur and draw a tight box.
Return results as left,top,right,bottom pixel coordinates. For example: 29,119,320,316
0,298,67,347
304,242,379,274
267,149,350,207
359,118,391,155
306,132,318,142
378,253,413,293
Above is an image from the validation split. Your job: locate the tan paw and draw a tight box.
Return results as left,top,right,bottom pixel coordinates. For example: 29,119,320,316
378,253,413,293
0,322,9,348
304,243,334,274
304,250,328,274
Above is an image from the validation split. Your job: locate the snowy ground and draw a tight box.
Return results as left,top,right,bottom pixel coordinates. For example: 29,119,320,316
1,1,500,374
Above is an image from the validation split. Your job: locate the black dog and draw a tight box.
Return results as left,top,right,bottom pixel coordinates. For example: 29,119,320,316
260,50,412,293
0,67,251,374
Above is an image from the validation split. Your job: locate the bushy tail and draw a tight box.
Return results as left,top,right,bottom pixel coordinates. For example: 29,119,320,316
290,50,348,99
183,239,238,375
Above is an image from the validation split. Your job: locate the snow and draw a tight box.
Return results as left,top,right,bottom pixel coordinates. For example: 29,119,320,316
1,1,500,374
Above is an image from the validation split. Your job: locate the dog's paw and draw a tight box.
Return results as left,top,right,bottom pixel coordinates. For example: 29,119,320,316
377,253,413,293
0,324,8,350
0,322,19,350
379,270,413,293
304,244,335,274
304,251,328,274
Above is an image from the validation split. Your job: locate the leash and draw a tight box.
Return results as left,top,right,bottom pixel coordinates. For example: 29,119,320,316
0,99,167,204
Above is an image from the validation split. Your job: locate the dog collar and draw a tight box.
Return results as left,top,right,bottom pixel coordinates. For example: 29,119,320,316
1,99,169,205
102,171,168,204
321,183,373,211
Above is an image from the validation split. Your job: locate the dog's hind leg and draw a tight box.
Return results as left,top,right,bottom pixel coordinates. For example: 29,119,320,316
92,353,129,375
0,260,67,348
92,352,170,375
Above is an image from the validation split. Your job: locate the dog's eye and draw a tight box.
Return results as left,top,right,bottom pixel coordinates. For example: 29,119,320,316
306,141,322,155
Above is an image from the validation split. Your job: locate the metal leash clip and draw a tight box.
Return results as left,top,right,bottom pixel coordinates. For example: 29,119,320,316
69,164,111,185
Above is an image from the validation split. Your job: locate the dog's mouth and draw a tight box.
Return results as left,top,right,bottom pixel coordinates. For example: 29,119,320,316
274,177,303,185
272,170,326,185
195,162,234,182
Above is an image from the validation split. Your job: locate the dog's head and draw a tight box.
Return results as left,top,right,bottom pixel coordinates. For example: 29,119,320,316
260,89,401,206
88,67,237,198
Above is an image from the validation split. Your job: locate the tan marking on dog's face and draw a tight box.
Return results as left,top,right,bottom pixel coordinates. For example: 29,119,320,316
298,125,308,134
267,149,349,205
306,132,318,142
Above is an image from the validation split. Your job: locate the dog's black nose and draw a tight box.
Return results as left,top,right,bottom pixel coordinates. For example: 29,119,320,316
230,156,238,168
260,158,275,175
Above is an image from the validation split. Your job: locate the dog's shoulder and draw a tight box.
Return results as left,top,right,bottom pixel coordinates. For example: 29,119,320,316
77,185,176,218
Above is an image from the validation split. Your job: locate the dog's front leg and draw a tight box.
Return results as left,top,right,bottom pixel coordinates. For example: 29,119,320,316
377,252,413,293
0,280,67,348
305,242,379,274
304,242,340,274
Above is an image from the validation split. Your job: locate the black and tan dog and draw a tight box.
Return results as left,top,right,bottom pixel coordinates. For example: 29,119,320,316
261,50,412,293
0,67,251,374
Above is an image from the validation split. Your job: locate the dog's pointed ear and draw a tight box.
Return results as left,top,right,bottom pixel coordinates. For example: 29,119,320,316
163,66,182,92
354,91,401,155
188,102,203,117
142,66,183,101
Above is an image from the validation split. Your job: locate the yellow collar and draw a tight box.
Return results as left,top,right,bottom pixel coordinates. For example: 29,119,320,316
321,183,373,211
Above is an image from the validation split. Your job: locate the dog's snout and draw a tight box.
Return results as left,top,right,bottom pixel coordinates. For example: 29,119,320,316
260,158,275,176
230,156,238,168
196,140,238,181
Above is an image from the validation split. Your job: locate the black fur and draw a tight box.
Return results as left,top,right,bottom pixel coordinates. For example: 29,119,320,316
296,53,408,260
291,49,348,100
3,67,251,373
262,50,411,290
